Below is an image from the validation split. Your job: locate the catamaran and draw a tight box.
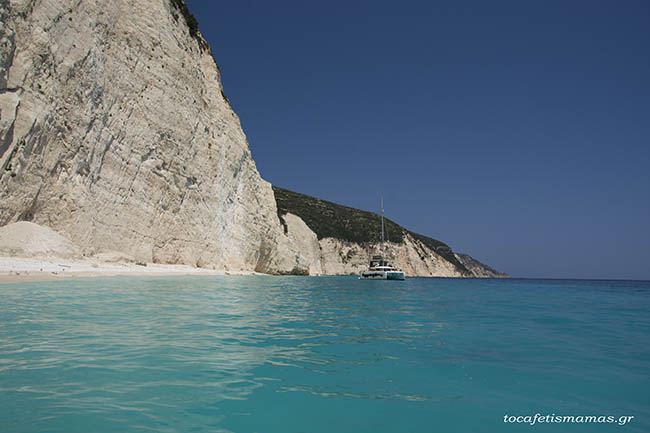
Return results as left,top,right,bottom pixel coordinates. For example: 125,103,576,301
359,198,405,280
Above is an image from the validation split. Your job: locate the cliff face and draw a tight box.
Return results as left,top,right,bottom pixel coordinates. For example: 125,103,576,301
316,234,465,277
0,0,308,272
454,253,508,278
274,187,508,278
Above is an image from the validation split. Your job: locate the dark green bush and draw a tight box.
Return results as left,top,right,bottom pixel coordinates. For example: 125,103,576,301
170,0,207,50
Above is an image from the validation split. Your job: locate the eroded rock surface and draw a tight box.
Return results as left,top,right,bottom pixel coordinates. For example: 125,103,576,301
316,234,469,277
0,0,307,273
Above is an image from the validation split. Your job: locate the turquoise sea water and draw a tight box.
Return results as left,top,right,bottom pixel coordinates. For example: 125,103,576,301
1,276,649,433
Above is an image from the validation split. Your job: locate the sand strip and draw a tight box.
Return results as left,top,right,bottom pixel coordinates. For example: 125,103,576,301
0,256,257,284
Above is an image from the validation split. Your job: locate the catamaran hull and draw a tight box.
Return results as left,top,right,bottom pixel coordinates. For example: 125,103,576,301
359,271,405,280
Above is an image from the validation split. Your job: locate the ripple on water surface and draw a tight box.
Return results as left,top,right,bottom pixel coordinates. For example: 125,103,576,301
1,276,649,433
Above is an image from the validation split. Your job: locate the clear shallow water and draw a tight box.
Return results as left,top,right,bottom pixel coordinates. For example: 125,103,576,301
1,277,649,433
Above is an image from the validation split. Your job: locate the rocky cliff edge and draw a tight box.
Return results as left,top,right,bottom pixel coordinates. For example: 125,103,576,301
0,0,309,273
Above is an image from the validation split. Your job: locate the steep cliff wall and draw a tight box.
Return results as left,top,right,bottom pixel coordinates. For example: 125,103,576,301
0,0,308,272
275,186,508,278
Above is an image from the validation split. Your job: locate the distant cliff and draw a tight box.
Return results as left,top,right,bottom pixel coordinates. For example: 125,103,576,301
0,0,307,273
273,187,508,278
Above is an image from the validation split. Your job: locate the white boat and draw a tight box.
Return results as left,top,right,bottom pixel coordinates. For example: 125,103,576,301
359,198,405,280
359,255,405,280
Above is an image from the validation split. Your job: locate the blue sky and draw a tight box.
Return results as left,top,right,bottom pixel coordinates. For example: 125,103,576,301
186,0,649,280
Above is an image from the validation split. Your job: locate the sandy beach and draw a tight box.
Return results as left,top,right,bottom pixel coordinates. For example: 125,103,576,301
0,256,257,284
0,222,259,284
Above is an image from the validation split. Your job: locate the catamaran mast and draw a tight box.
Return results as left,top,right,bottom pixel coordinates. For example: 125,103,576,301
380,196,385,258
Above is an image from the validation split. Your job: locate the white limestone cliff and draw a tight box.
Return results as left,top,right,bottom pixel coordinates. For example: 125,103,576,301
282,212,322,275
291,223,470,277
317,233,500,277
0,0,309,273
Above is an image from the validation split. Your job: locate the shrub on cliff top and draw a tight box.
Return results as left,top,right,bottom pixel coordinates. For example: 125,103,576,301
170,0,207,50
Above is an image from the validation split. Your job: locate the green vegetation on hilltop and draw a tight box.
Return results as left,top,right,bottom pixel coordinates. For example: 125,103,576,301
273,187,404,244
272,186,470,274
407,231,458,264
